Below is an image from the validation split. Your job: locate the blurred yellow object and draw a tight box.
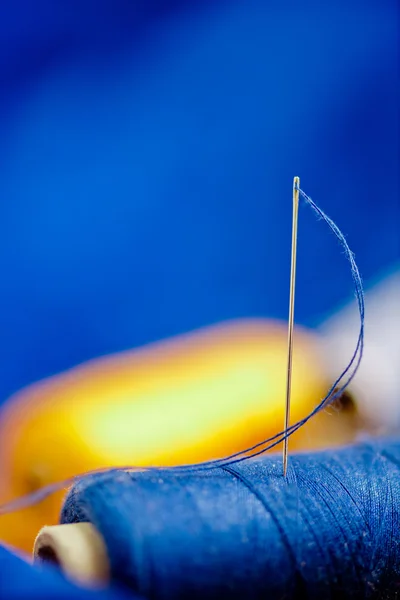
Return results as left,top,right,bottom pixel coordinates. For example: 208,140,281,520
0,319,356,552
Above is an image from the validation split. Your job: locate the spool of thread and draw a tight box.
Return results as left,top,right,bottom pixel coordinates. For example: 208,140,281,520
34,439,400,599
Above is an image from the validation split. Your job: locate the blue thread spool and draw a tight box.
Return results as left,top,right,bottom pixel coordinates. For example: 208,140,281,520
61,439,400,599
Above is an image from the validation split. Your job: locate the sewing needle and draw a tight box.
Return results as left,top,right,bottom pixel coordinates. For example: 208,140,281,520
283,176,300,477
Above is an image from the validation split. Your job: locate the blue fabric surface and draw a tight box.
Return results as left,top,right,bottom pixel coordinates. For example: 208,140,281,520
62,439,400,599
0,0,398,403
0,544,137,600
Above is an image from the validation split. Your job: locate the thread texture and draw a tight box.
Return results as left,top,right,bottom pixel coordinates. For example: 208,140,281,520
62,439,400,599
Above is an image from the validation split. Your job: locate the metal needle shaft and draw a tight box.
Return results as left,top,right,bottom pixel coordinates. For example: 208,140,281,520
283,176,300,477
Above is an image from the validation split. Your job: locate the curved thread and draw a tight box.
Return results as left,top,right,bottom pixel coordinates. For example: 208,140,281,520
0,186,365,514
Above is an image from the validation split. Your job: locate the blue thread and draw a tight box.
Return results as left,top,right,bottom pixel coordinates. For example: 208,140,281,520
61,439,400,599
0,185,366,512
157,185,365,470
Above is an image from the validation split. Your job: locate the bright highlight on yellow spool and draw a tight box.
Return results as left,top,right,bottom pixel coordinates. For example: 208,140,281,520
0,319,357,551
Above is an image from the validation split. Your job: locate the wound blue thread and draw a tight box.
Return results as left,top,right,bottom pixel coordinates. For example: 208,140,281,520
60,439,400,599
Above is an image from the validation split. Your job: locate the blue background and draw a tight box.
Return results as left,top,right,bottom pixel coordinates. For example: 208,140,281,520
0,0,398,403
